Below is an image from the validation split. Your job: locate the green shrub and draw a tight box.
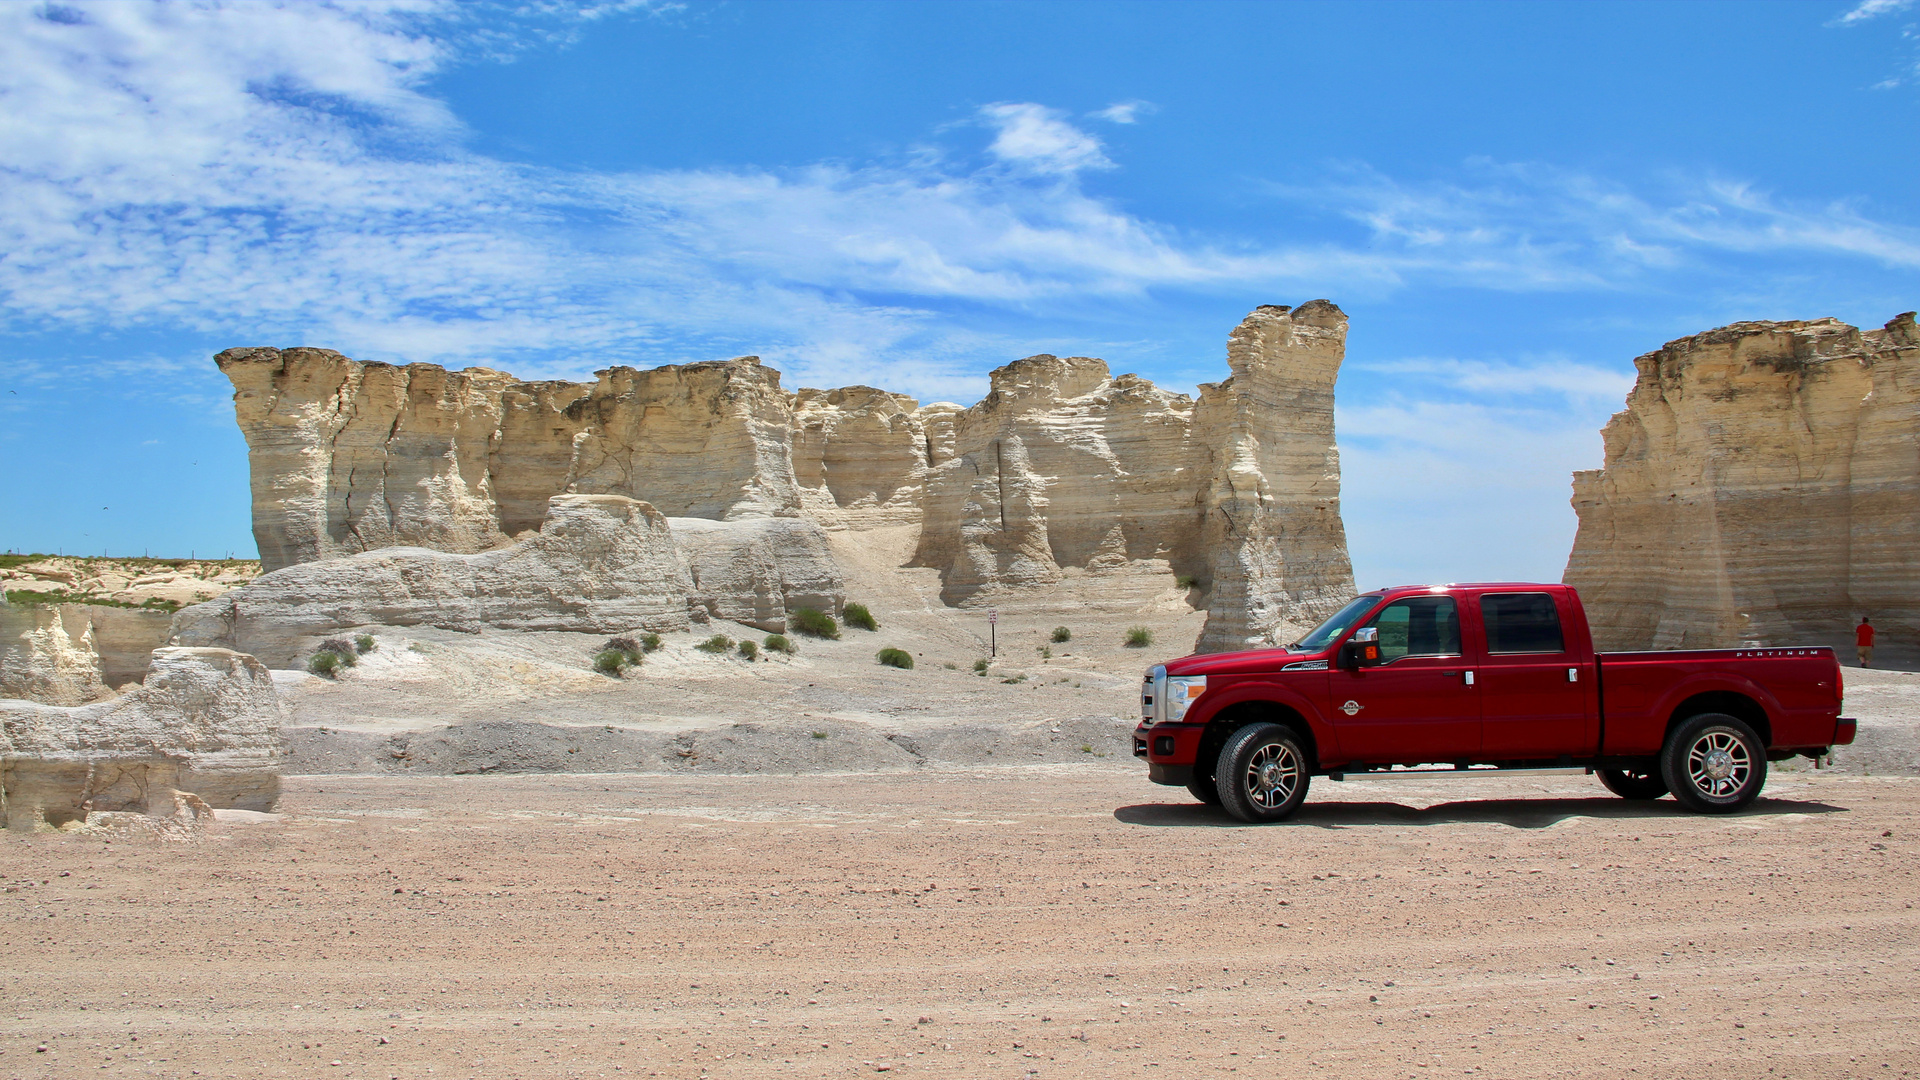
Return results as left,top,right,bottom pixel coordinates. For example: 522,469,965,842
737,639,760,660
1038,645,1052,659
789,607,839,639
604,636,645,664
763,634,794,655
593,649,631,676
307,650,344,676
973,658,990,675
354,633,377,654
695,634,733,653
1002,672,1027,684
1124,626,1154,648
317,638,359,666
876,647,914,669
639,632,662,652
943,661,959,670
843,602,878,631
811,730,829,739
1176,574,1199,590
1050,626,1071,643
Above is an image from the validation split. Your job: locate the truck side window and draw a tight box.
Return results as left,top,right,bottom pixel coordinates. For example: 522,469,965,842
1481,592,1565,654
1361,596,1461,662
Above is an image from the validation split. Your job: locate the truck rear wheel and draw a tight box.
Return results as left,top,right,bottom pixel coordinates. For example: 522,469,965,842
1215,723,1311,823
1660,713,1767,813
1597,767,1668,800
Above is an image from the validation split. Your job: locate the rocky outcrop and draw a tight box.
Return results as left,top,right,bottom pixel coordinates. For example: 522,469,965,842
170,495,699,667
1190,302,1356,652
214,302,1357,654
1,647,283,830
0,604,110,705
1565,313,1919,662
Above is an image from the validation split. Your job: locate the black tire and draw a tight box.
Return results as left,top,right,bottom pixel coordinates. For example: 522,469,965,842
1597,767,1669,800
1659,712,1767,814
1186,772,1222,806
1215,723,1312,823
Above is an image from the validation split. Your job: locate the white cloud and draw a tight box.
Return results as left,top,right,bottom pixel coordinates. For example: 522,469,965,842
976,102,1113,175
1832,0,1913,25
2,2,1915,412
1353,356,1635,402
1090,100,1155,124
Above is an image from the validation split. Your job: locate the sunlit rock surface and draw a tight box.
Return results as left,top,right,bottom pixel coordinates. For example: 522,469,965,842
1565,312,1919,665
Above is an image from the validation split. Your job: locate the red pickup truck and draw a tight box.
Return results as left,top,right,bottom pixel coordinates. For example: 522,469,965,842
1135,583,1855,822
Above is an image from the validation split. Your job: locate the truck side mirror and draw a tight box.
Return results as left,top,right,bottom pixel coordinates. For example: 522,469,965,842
1339,626,1382,669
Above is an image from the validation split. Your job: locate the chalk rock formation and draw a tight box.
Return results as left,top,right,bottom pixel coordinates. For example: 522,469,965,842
1565,313,1919,661
170,495,697,667
0,604,110,705
1,647,283,830
673,517,845,632
1191,302,1356,652
214,302,1357,654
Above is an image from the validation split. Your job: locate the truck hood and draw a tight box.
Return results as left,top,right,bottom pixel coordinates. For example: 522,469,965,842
1159,646,1326,676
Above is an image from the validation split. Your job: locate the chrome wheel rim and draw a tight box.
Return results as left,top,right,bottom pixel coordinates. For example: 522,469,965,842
1245,741,1301,810
1686,729,1751,798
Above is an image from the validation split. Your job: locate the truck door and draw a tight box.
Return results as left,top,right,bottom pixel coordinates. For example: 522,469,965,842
1329,593,1480,764
1473,590,1595,758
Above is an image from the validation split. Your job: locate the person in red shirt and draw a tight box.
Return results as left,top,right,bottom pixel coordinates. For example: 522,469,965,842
1856,617,1875,668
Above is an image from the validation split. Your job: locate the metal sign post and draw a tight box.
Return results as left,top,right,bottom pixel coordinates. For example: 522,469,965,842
988,609,997,657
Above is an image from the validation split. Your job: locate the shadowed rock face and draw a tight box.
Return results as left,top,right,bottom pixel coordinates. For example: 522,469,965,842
1565,312,1919,665
214,304,1358,653
1,647,283,829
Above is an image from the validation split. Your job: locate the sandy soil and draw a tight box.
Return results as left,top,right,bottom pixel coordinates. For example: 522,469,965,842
5,768,1917,1079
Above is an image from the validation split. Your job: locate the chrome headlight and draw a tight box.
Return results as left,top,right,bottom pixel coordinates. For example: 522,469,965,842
1165,675,1207,721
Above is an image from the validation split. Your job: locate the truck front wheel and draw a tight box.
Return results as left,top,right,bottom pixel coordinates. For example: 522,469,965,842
1660,713,1767,813
1215,723,1311,823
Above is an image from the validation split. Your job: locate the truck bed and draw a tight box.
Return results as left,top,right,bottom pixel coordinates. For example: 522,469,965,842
1596,646,1844,756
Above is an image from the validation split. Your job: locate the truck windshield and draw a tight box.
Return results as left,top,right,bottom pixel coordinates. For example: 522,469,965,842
1290,595,1382,652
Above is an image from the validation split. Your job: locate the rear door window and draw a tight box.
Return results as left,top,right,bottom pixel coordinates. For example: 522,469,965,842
1362,595,1461,662
1480,592,1566,654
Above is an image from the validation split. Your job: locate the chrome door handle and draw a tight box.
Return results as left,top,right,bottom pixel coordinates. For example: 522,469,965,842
1463,671,1475,687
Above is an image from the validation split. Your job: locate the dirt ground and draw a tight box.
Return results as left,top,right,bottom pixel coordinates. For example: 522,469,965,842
5,767,1917,1080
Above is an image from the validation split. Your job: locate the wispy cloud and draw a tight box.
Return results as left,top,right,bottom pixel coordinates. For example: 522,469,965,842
1832,0,1913,25
1090,99,1155,125
2,2,1914,410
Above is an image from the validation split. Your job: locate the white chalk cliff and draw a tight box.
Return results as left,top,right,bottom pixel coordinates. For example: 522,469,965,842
1565,312,1919,662
206,303,1359,654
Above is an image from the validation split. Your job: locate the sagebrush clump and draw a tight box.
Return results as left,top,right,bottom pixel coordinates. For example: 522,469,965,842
789,607,839,639
593,649,632,677
842,602,878,631
763,634,794,655
737,639,759,660
1124,626,1154,648
876,647,914,669
603,637,645,665
1051,626,1071,643
639,632,662,652
354,633,377,653
695,634,733,653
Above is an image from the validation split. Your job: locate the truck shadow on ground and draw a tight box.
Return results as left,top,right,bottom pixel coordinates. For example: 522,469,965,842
1113,795,1848,830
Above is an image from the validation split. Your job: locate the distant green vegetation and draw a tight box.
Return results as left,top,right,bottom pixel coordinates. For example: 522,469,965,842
638,632,663,652
593,649,633,677
842,602,878,631
308,638,360,677
695,634,734,654
1176,575,1199,590
1124,626,1154,648
763,634,794,655
876,647,914,669
0,554,46,571
737,639,760,660
1051,626,1071,643
789,607,839,639
354,634,377,654
4,589,181,613
973,658,990,675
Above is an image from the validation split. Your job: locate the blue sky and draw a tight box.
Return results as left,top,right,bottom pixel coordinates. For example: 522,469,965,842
2,0,1916,589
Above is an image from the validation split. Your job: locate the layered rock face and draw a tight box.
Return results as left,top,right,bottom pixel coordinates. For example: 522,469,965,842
216,302,1357,653
170,495,699,667
1565,313,1919,661
1,647,283,829
0,604,110,705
